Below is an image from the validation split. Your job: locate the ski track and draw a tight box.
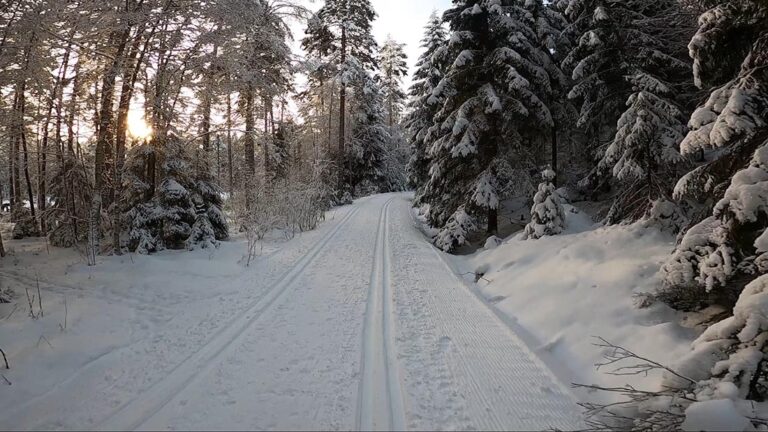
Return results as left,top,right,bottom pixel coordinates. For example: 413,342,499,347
1,193,584,431
356,197,407,431
96,204,363,431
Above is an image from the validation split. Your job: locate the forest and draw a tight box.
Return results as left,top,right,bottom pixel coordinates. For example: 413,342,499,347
1,0,768,430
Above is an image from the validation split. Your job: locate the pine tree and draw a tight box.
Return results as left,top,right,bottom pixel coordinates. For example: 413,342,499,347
523,169,567,240
122,135,229,254
423,0,556,251
564,0,694,195
378,36,408,127
404,11,449,202
303,0,379,161
658,0,768,310
525,0,574,187
345,58,390,194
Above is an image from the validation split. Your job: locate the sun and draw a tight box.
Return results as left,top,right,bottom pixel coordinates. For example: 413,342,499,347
128,110,152,140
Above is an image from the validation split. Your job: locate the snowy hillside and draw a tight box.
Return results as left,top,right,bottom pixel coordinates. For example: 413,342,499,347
445,206,698,403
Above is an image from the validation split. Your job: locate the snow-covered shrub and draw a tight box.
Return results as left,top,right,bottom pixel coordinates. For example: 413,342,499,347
45,155,91,247
435,207,476,252
235,165,332,263
11,207,38,240
523,169,566,240
659,143,768,310
642,199,689,235
0,283,12,304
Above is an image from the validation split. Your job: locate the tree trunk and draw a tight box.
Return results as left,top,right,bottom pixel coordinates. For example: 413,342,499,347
551,122,558,188
66,59,81,156
263,97,270,179
113,29,150,255
90,27,130,262
37,42,73,234
0,230,5,258
9,92,20,210
200,44,218,153
18,86,36,221
487,207,498,235
338,25,347,157
226,93,234,194
327,82,334,154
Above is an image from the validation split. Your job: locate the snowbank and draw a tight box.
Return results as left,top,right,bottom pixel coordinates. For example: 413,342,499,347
449,205,697,401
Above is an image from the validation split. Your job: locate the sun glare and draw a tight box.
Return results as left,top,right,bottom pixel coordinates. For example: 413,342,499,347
128,110,152,140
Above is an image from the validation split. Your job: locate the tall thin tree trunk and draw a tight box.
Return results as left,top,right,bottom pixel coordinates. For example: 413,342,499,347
244,88,256,175
327,83,334,154
9,92,19,210
487,207,498,234
551,123,558,188
17,85,36,221
67,59,81,156
200,44,218,154
226,93,234,194
113,29,150,255
263,97,270,179
37,42,72,234
90,27,130,263
338,25,347,157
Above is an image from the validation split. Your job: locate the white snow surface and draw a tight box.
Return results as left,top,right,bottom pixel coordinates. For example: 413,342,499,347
0,194,582,431
450,206,697,402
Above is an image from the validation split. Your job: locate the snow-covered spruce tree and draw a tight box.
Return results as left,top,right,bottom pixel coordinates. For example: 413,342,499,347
658,1,768,310
564,0,695,196
345,57,389,194
156,139,197,250
378,36,408,128
404,11,449,201
525,0,574,187
121,135,228,254
122,141,162,254
188,147,229,250
423,0,557,251
303,0,380,180
523,169,566,240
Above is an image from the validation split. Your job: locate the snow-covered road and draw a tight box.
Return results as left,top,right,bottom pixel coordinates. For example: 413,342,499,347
0,193,582,431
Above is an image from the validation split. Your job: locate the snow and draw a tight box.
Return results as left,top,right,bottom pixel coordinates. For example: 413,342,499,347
681,399,753,432
449,206,696,400
0,194,583,430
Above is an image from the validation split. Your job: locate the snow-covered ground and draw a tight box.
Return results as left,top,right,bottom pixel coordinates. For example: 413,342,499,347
0,193,583,431
445,204,698,404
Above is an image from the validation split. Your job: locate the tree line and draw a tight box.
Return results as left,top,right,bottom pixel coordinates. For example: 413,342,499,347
0,0,411,260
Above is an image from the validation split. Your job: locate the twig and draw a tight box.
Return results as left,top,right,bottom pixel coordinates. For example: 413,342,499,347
592,336,696,385
458,271,492,283
0,347,8,369
60,296,68,332
25,285,36,319
1,374,10,385
36,334,53,349
36,274,43,318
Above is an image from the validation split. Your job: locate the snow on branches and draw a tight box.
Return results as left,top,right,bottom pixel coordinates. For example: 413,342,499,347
524,169,566,240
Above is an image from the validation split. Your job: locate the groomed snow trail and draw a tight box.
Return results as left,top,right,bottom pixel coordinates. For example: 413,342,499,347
0,193,583,431
357,198,407,431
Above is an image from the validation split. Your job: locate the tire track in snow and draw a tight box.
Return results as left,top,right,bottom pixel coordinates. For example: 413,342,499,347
357,197,407,431
97,205,363,431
